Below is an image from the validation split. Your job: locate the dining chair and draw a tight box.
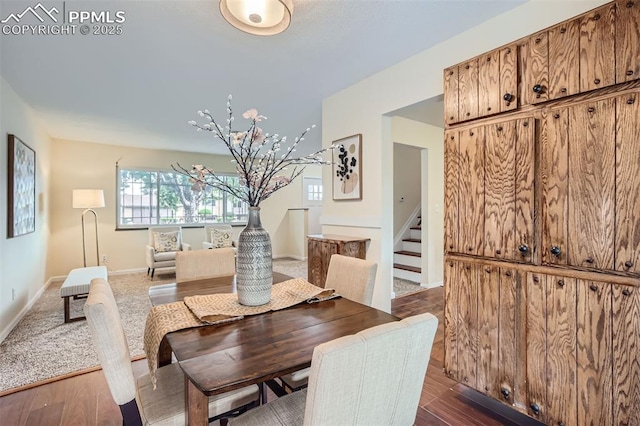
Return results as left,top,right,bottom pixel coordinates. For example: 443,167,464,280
176,247,236,282
84,277,260,426
230,312,438,426
145,226,192,279
279,254,377,392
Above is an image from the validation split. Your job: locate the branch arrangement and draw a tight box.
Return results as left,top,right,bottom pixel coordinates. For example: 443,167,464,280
173,95,337,207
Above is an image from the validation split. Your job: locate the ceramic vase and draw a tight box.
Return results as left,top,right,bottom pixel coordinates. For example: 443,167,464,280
236,206,272,306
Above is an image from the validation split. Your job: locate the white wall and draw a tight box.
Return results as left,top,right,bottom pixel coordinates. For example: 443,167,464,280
322,0,608,312
0,77,52,341
393,143,421,238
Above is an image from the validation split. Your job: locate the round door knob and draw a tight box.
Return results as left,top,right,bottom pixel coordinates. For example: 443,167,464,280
501,388,510,399
625,261,634,268
550,246,561,257
519,244,529,255
532,84,543,93
530,403,540,415
503,93,514,102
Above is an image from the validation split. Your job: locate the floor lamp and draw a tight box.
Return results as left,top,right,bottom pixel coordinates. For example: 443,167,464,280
73,189,105,267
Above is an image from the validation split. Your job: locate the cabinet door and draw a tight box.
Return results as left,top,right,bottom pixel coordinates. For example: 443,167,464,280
484,121,516,259
521,31,549,105
444,131,459,253
459,127,485,256
577,280,613,426
612,284,640,424
548,18,579,100
567,98,616,270
477,265,499,398
546,275,578,426
443,260,459,380
616,0,640,83
478,50,500,117
499,44,518,112
515,118,535,262
458,59,479,121
444,67,459,125
615,93,640,274
542,108,569,265
526,273,547,423
580,3,616,92
457,262,478,388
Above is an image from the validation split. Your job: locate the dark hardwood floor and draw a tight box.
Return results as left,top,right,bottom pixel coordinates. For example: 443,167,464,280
0,287,540,425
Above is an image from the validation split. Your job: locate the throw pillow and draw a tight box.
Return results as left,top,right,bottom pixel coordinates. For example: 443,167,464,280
154,231,180,253
211,228,233,248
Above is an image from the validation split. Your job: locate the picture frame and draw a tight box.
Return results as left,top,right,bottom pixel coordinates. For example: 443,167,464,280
7,134,36,238
332,134,362,201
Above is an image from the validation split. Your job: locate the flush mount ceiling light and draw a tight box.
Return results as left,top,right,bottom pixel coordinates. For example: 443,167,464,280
219,0,293,36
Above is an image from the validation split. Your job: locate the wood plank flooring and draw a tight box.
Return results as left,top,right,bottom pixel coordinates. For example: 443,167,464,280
0,287,541,425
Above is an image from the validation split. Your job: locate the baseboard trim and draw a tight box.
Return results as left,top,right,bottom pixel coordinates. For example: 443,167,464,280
421,280,443,289
0,277,54,344
273,255,307,261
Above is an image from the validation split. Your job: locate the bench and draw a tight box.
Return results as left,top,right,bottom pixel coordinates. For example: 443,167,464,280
60,266,108,323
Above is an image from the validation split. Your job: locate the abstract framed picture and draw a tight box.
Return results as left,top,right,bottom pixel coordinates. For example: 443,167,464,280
332,134,362,201
7,134,36,238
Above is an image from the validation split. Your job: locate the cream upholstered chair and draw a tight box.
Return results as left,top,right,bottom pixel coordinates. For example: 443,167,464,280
176,248,236,282
280,254,377,391
145,226,191,279
203,224,237,250
230,312,438,426
84,277,260,425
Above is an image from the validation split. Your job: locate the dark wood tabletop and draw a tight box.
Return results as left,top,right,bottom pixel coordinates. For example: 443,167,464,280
148,273,399,426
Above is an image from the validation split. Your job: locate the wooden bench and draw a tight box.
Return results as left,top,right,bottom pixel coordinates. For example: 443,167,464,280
60,266,108,323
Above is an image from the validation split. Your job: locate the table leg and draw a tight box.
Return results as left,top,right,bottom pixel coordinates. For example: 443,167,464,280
185,375,208,426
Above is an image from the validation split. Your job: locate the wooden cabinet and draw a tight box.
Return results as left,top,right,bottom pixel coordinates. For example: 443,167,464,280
616,0,640,83
548,18,580,100
458,127,485,256
306,234,369,287
521,31,549,105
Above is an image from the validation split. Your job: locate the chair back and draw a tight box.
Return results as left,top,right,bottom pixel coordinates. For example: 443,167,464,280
304,313,438,426
325,254,377,305
84,278,137,406
148,225,182,248
176,248,236,282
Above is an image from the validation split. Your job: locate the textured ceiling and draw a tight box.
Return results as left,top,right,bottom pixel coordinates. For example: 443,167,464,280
0,0,525,155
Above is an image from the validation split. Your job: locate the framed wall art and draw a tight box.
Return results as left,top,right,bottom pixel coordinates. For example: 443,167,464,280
332,134,362,201
7,134,36,238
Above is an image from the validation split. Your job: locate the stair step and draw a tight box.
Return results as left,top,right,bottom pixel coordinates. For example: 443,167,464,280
394,263,421,273
403,238,421,243
395,250,421,257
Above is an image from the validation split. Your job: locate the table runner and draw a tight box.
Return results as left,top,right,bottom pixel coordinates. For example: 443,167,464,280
143,278,337,388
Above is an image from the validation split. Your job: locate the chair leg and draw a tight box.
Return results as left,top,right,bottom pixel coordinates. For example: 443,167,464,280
147,267,150,276
220,419,229,426
151,268,155,279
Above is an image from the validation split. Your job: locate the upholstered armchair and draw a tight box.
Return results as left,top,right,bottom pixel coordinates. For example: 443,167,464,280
145,226,191,279
202,224,237,251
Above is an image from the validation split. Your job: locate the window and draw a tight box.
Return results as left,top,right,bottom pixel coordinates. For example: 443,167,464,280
117,168,248,228
303,177,323,207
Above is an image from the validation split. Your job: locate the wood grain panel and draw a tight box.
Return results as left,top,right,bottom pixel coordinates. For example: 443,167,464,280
521,31,548,105
579,3,616,92
444,131,459,253
478,50,500,117
568,98,616,270
458,59,479,121
476,265,499,398
542,108,569,265
526,272,547,423
546,275,577,426
513,269,528,415
443,260,458,380
444,67,459,125
616,0,640,83
499,44,518,112
548,18,579,99
612,284,640,424
515,118,535,263
497,268,523,411
484,121,516,259
577,279,613,426
459,127,485,256
457,262,478,389
615,93,640,274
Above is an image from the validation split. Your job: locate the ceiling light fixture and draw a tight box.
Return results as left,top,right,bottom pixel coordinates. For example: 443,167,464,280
219,0,293,36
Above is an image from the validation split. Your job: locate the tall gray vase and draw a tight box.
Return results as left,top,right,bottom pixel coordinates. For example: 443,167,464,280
236,206,273,306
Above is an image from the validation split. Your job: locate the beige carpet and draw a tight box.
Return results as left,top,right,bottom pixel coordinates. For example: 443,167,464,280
0,258,421,393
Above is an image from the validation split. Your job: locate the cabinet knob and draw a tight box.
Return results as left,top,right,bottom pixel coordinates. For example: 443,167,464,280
627,1,635,8
530,403,540,416
519,244,529,255
501,388,510,400
594,13,601,21
503,93,514,102
532,84,544,93
557,279,565,287
627,70,634,76
505,271,512,277
585,257,594,264
496,249,502,255
625,261,634,268
590,284,598,292
594,78,601,85
623,289,632,296
550,246,561,257
560,87,567,93
628,98,636,105
449,244,454,250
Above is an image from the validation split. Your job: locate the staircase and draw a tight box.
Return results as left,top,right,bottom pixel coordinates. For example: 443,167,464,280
393,216,421,283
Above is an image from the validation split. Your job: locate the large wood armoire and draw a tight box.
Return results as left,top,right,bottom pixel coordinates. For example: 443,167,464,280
443,1,640,424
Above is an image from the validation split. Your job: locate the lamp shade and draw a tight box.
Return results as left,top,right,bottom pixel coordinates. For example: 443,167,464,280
73,189,105,209
219,0,293,36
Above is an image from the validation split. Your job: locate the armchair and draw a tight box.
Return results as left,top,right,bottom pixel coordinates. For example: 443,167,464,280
145,226,191,279
203,224,237,251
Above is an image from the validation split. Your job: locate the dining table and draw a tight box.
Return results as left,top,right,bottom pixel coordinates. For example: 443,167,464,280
147,272,399,426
